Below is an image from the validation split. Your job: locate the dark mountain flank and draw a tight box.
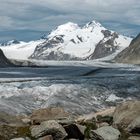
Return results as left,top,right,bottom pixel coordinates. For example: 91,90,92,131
115,34,140,64
0,49,14,67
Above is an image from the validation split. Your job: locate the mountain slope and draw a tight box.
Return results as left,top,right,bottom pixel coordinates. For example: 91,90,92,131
30,20,132,60
0,49,14,67
0,40,44,60
115,33,140,64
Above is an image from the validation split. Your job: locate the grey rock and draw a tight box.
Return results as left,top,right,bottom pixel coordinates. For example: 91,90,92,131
30,107,71,125
0,111,25,126
90,126,120,140
21,118,31,125
113,101,140,129
127,116,140,134
30,120,67,139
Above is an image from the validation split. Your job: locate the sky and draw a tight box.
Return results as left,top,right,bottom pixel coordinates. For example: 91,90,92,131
0,0,140,42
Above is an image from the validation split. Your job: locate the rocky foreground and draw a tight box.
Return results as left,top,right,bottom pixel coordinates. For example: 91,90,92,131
0,101,140,140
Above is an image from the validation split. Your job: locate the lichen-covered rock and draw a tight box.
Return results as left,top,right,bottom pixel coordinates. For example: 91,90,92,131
30,107,71,125
90,126,120,140
30,120,67,140
127,116,140,135
76,107,115,123
113,101,140,128
96,115,113,125
0,112,25,126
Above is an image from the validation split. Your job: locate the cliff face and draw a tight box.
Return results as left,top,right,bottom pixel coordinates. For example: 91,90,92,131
115,34,140,64
0,49,14,67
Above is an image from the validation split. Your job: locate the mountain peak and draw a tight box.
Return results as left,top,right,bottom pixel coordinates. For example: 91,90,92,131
49,22,80,37
84,20,104,29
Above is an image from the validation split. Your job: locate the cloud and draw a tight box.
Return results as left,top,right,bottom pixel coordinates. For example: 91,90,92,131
0,0,139,41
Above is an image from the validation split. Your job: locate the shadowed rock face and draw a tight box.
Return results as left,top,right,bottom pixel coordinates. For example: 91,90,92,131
115,33,140,64
30,35,65,60
88,31,119,59
0,49,14,67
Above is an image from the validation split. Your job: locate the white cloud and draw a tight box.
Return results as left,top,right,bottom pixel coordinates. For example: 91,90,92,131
0,0,139,41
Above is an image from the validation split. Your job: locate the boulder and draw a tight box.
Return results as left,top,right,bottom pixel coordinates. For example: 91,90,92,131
30,120,67,139
113,101,140,129
90,126,120,140
64,124,86,140
77,107,115,123
127,116,140,135
30,107,71,125
21,118,31,125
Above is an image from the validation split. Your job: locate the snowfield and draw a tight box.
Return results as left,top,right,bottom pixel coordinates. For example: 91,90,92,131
0,39,44,60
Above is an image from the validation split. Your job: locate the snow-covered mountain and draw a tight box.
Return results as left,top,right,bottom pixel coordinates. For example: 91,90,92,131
0,40,44,60
0,20,132,61
30,20,132,60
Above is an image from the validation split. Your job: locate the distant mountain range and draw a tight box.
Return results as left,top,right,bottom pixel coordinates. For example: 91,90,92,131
0,20,134,62
0,40,21,46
